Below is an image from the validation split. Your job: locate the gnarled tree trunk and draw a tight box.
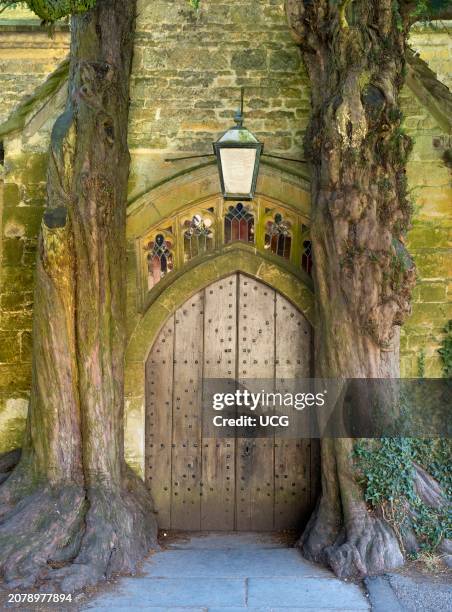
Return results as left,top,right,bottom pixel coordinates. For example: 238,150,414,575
285,0,417,578
0,0,157,591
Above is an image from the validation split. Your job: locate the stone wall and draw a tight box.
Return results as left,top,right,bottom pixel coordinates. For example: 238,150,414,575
0,4,450,460
0,8,68,450
410,22,452,90
401,87,451,377
127,0,309,199
0,10,69,125
0,147,50,451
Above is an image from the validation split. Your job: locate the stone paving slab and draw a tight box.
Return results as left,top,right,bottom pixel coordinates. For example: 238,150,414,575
165,533,288,550
247,577,368,609
85,577,245,608
364,576,403,612
89,608,367,612
143,548,331,579
87,608,206,612
83,533,370,611
208,608,367,612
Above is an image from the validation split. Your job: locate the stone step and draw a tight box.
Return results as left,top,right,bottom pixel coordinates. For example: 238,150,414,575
164,531,292,550
143,548,331,579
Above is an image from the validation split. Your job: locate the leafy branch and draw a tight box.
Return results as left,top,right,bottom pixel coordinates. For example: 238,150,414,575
0,0,96,21
355,438,451,553
403,0,452,22
0,1,23,15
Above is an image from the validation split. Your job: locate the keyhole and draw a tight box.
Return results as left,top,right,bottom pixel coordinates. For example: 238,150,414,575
244,444,250,457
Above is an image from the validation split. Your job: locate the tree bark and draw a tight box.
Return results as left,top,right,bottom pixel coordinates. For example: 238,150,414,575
286,0,417,578
0,0,157,591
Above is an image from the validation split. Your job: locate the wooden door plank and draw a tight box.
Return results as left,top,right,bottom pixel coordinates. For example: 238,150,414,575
145,316,175,530
171,291,204,530
201,274,237,530
274,294,312,530
236,274,275,531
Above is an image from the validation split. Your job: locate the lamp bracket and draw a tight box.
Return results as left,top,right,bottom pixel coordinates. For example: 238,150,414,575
262,153,307,164
165,153,215,162
165,152,306,165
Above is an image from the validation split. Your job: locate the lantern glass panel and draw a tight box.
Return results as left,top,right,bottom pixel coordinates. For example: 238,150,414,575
219,148,257,196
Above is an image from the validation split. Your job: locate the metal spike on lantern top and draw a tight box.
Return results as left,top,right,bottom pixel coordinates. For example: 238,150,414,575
234,87,245,128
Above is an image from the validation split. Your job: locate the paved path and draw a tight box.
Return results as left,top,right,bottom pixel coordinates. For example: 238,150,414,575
83,532,370,611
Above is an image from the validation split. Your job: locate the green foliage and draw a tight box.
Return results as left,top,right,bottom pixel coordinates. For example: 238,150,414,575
438,321,452,378
355,438,414,505
412,439,452,497
355,438,452,553
0,0,96,21
188,0,200,9
0,1,22,13
412,0,451,21
392,0,404,32
413,0,432,19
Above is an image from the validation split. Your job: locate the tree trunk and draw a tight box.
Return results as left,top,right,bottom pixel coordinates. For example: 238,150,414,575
285,0,417,578
0,0,157,591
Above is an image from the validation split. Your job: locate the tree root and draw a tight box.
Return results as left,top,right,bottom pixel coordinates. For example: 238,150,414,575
324,515,404,579
0,468,158,591
413,463,446,509
298,498,341,564
299,438,404,579
300,504,404,579
0,456,40,520
0,485,86,588
54,469,158,592
0,450,21,485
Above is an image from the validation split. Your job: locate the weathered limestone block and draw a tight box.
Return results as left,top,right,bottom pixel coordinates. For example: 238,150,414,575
0,397,28,453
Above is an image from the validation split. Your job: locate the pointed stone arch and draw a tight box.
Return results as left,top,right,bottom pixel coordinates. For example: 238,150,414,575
124,249,315,477
126,160,311,241
124,163,314,476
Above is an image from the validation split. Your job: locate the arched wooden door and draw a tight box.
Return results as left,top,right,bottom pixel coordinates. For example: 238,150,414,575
145,273,319,531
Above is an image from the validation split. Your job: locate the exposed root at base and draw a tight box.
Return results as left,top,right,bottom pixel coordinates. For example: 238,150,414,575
299,505,404,579
0,485,86,588
0,469,158,591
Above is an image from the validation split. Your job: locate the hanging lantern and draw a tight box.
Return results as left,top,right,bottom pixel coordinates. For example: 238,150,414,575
213,89,263,200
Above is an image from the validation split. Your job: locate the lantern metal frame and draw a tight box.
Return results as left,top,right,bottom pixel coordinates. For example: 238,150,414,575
212,89,263,201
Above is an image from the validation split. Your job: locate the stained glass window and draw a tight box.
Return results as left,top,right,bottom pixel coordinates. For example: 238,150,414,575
224,202,254,244
183,213,214,261
265,213,292,259
301,240,313,276
140,199,312,301
145,233,174,290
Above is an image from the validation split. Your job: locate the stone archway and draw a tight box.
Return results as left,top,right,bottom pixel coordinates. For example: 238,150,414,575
124,249,316,478
124,163,314,479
